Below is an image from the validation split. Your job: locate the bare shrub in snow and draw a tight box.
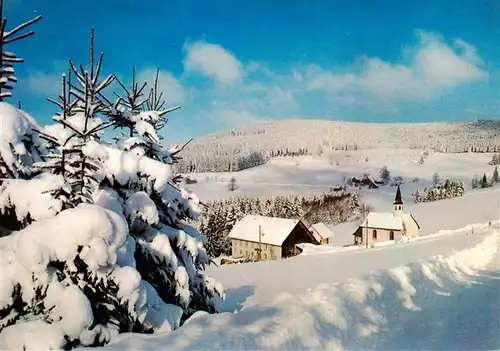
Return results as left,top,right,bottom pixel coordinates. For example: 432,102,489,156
432,172,441,186
327,153,334,165
390,176,404,186
379,165,391,184
228,176,237,192
471,174,480,189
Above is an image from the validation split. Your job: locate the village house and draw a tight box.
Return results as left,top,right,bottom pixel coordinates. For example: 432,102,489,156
308,222,334,244
353,185,420,246
228,215,319,261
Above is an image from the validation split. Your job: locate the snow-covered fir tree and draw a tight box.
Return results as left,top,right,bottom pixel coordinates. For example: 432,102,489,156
0,3,43,180
0,15,223,349
35,29,114,208
102,65,224,322
412,179,464,203
492,166,500,184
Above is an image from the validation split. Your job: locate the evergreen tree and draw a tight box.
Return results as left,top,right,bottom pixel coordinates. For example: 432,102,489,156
412,189,421,203
492,166,500,184
0,2,43,179
103,67,224,322
35,29,114,208
481,173,489,188
0,23,224,349
489,154,500,166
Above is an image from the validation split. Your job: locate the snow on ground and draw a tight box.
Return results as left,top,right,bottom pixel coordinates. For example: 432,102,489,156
185,149,500,247
184,149,496,201
328,186,500,247
207,223,499,312
87,226,500,351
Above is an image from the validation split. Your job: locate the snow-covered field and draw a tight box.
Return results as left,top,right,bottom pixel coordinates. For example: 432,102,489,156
186,149,500,246
207,224,498,311
185,149,496,201
88,225,500,351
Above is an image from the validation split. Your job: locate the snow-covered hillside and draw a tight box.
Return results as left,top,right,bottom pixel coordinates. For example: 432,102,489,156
185,149,497,201
82,225,500,351
176,119,500,172
187,148,500,247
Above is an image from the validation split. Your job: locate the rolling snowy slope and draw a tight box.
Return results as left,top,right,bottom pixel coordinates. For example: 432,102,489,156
88,226,500,351
185,149,497,201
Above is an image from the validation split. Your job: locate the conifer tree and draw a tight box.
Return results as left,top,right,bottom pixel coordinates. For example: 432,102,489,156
492,166,500,184
0,0,43,179
101,68,224,322
34,28,114,207
481,173,489,188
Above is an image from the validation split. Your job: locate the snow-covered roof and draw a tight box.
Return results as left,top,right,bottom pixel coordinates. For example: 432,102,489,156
228,215,300,246
359,212,418,231
310,222,334,239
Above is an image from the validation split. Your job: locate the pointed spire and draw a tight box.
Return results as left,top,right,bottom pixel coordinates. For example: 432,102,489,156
394,184,403,205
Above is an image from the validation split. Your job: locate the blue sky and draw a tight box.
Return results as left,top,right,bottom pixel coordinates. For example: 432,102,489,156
6,0,500,142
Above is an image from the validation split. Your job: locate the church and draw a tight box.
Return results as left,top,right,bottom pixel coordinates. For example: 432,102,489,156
353,185,420,246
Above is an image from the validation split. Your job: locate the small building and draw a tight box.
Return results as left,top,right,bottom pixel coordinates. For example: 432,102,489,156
353,185,420,246
228,215,319,261
309,222,334,244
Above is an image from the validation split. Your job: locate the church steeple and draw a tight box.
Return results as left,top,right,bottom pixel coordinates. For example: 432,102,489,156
393,184,403,217
394,184,403,205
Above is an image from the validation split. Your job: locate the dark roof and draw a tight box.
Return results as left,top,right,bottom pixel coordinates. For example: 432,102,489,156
393,185,403,205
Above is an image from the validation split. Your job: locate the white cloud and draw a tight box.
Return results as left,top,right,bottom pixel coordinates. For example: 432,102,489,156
137,68,185,105
306,31,488,101
183,41,243,84
25,71,62,97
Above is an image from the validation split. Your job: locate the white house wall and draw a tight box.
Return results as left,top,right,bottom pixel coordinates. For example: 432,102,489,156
231,239,282,260
404,217,420,237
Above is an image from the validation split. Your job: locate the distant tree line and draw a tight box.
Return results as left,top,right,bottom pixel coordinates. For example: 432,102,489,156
471,167,500,189
412,179,465,203
175,150,268,173
269,148,309,157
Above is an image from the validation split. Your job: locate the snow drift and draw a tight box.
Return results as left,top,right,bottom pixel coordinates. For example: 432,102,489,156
89,228,499,350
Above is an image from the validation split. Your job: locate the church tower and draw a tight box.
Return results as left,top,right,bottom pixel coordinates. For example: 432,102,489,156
393,184,403,218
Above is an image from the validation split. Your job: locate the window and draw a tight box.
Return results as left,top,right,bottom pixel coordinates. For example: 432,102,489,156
390,231,394,240
372,229,377,239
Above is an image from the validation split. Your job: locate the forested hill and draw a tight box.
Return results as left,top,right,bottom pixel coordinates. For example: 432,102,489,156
174,119,500,173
